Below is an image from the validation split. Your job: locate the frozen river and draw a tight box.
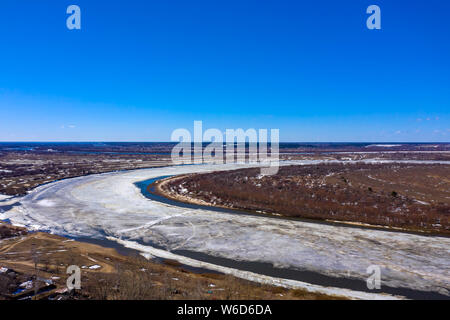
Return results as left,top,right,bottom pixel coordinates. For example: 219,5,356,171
1,161,449,299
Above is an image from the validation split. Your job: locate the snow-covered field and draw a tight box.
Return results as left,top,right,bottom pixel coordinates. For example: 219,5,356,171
1,160,449,299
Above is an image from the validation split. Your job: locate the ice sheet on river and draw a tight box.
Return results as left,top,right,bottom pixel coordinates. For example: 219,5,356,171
1,161,449,298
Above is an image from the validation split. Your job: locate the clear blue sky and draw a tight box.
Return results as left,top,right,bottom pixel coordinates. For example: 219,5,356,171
0,0,449,142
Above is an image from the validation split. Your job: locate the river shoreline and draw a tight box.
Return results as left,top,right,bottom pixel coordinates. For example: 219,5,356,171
152,174,449,238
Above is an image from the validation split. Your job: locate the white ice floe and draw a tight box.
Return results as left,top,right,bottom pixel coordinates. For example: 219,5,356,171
112,237,399,300
37,199,56,207
1,160,450,299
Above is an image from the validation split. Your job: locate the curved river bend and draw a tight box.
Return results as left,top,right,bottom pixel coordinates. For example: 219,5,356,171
1,161,449,299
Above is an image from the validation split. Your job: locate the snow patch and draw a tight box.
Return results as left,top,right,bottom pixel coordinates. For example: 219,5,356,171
0,194,12,201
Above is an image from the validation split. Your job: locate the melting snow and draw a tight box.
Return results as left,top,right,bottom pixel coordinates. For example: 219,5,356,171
89,265,101,270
